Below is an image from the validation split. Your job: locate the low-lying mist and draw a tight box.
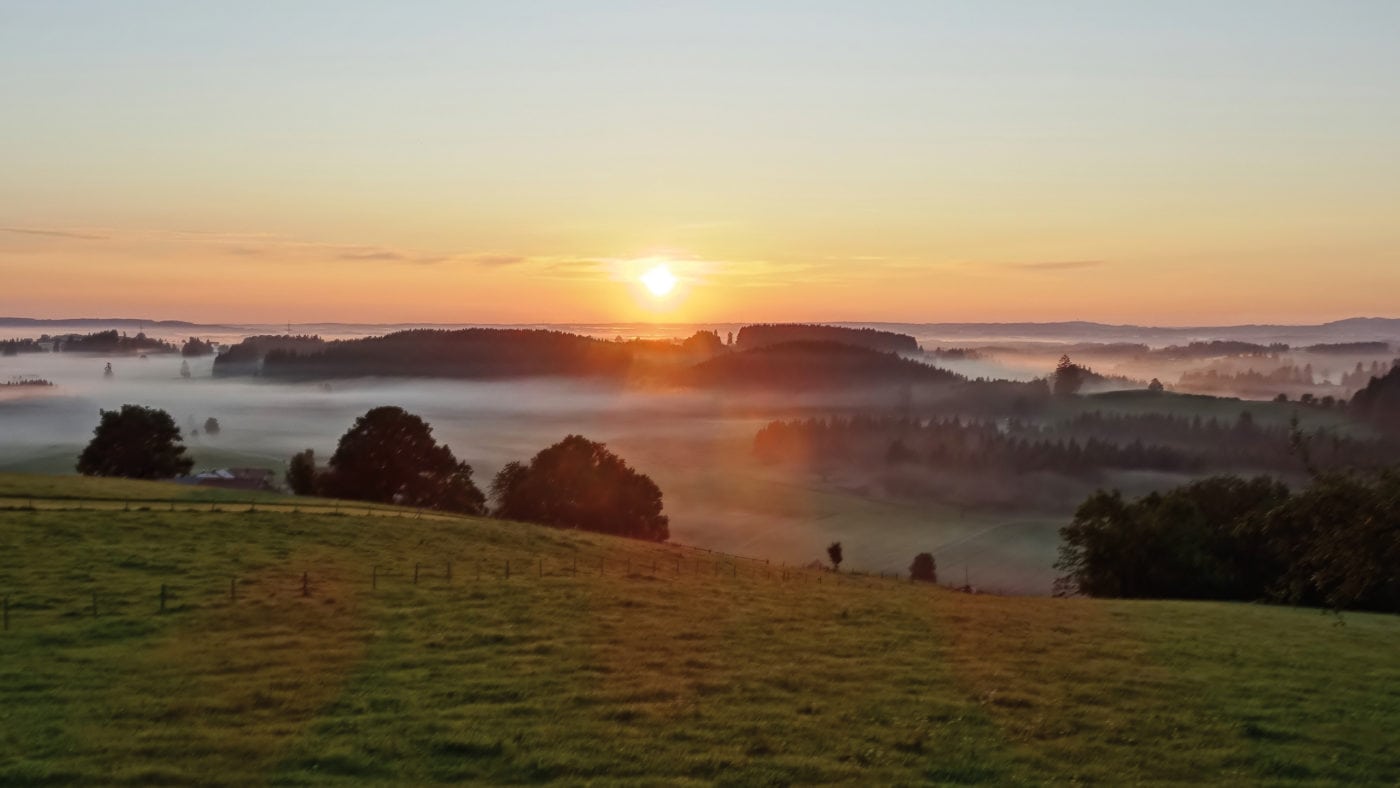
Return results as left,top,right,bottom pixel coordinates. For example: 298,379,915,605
0,351,1066,593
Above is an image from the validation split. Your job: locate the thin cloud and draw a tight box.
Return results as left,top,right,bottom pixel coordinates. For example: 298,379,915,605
1003,260,1107,272
338,249,407,262
2,226,109,240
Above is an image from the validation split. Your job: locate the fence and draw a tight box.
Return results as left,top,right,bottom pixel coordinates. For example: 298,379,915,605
0,496,929,633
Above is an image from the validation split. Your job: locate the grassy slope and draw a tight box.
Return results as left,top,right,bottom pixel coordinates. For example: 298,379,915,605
1,480,1397,785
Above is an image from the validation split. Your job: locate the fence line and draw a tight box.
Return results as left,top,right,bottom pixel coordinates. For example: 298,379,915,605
0,550,929,634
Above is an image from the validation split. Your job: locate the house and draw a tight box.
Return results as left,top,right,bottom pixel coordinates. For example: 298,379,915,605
176,467,277,492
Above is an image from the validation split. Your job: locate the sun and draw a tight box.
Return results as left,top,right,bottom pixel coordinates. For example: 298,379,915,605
640,264,678,297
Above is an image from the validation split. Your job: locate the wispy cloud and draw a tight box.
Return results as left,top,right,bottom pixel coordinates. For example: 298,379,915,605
0,225,528,270
1002,260,1107,272
2,226,109,240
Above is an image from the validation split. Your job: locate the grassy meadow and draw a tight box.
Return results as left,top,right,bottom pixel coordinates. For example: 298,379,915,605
1,478,1398,785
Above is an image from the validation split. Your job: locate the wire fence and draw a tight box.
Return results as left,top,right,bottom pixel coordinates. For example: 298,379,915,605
0,495,929,633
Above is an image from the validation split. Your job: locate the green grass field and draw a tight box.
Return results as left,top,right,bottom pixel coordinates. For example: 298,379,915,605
1,477,1398,785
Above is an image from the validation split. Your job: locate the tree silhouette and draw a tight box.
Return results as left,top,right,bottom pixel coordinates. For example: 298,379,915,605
1053,355,1084,397
492,435,669,541
910,553,937,583
286,449,318,495
76,405,194,479
203,417,221,436
827,541,843,572
322,406,485,514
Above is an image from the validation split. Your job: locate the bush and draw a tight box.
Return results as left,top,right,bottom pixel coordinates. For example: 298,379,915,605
910,553,937,583
827,542,843,572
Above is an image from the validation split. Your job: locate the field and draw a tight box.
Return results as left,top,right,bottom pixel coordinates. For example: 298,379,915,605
2,477,1399,785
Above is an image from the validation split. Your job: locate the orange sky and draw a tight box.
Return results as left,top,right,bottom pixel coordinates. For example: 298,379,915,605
3,3,1398,325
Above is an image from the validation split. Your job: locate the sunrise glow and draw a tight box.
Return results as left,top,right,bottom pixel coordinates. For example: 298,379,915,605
641,265,678,298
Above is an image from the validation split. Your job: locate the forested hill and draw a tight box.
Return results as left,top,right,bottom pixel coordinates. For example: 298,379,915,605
736,324,919,353
210,327,962,388
256,329,636,380
684,341,961,389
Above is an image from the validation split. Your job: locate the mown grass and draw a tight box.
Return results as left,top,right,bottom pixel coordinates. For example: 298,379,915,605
1,483,1397,785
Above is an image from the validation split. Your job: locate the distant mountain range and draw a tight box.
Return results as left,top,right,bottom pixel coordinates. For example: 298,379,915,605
3,316,1399,347
0,317,208,329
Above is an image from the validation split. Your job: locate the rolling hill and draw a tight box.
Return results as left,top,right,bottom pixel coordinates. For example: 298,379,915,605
0,475,1397,784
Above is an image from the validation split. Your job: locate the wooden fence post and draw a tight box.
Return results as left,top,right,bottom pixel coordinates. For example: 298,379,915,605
538,558,542,578
372,566,378,590
414,563,420,585
446,561,452,584
302,572,309,597
505,560,510,580
92,591,98,618
573,555,578,576
3,596,8,631
159,584,167,613
230,577,237,601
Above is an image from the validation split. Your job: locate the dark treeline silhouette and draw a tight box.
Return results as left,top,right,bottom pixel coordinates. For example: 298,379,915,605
47,330,175,354
181,337,217,357
1304,341,1392,354
1351,364,1400,434
0,338,45,356
756,415,1195,475
687,341,961,389
211,335,325,377
1340,359,1397,390
926,347,983,360
754,412,1394,477
1146,340,1285,360
1055,470,1400,612
735,324,919,353
1178,363,1321,395
1052,355,1144,396
215,327,970,389
259,329,634,380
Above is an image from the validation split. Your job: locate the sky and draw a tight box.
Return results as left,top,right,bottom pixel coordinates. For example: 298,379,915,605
2,1,1399,325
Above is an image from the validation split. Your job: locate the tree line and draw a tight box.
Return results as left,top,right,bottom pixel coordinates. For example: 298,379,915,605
1054,468,1400,612
752,412,1393,477
74,404,670,543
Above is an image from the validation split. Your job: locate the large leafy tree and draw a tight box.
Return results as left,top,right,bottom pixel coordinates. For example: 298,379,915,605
76,405,194,479
323,406,485,514
492,435,669,541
